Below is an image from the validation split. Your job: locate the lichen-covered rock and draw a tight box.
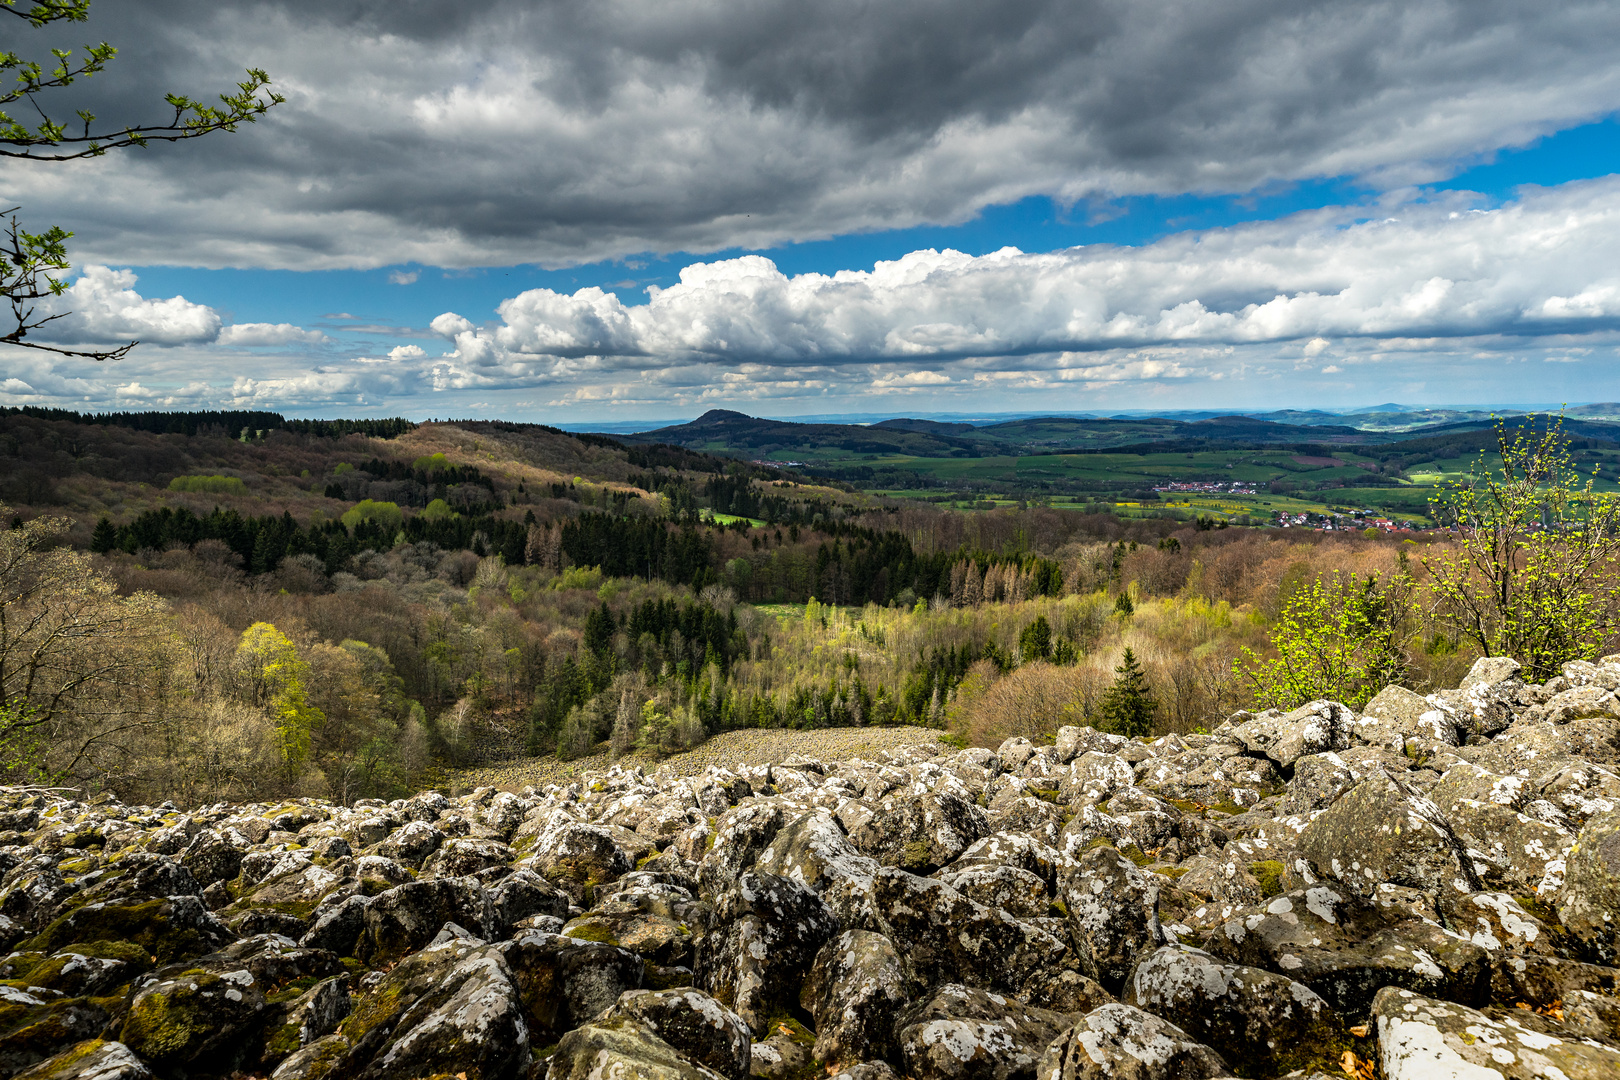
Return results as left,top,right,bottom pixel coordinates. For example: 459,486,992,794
1374,985,1620,1079
864,868,1068,996
1203,886,1491,1018
255,975,351,1070
1558,808,1620,963
349,945,527,1080
17,944,147,997
951,833,1067,890
605,988,752,1080
895,983,1072,1080
356,877,494,966
1279,752,1367,817
0,998,114,1078
1232,700,1355,769
501,929,645,1042
375,820,444,868
1140,748,1281,809
301,894,369,957
826,1064,898,1080
753,808,878,903
1126,943,1354,1076
694,804,787,901
1355,685,1458,749
1061,843,1162,994
696,872,838,1033
1021,969,1114,1015
749,1028,813,1080
551,1018,727,1080
1061,752,1136,805
1488,954,1620,1044
845,788,989,874
268,1032,349,1080
1295,768,1479,899
177,829,244,887
528,813,637,904
119,966,268,1072
13,1040,152,1080
485,868,569,934
937,864,1052,920
1444,797,1573,895
801,930,908,1067
26,895,232,966
1440,891,1566,956
1035,1004,1229,1080
329,935,486,1071
562,896,694,968
420,837,515,880
1438,656,1534,739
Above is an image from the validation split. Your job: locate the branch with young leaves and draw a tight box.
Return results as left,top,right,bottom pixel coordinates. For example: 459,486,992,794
0,207,132,358
2,1,92,29
0,0,281,359
0,29,282,162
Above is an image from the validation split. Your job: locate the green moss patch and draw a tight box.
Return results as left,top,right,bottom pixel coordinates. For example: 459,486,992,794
561,920,620,946
52,940,151,967
26,899,219,966
1250,861,1286,898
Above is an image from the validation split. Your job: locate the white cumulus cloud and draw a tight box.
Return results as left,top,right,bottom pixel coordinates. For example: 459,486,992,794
428,179,1620,378
36,266,221,346
217,322,331,346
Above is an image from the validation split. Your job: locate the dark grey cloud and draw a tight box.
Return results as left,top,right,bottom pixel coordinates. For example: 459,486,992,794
3,0,1618,268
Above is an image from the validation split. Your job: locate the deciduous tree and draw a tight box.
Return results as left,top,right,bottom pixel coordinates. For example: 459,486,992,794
1424,417,1620,680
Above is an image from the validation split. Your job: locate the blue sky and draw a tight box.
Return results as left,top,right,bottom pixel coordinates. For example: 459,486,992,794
7,1,1620,421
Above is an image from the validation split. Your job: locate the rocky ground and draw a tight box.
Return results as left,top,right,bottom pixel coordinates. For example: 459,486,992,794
1,656,1619,1079
450,725,946,791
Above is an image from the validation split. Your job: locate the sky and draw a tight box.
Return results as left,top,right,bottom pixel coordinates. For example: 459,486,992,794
6,0,1620,424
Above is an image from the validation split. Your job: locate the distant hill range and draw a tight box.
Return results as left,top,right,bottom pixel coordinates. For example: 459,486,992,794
602,406,1620,462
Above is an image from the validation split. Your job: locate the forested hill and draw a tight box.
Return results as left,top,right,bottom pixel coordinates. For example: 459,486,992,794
616,409,1379,457
613,408,1620,460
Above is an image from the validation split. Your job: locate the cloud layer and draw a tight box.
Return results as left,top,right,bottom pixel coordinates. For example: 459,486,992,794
4,0,1620,269
427,178,1620,379
9,179,1620,416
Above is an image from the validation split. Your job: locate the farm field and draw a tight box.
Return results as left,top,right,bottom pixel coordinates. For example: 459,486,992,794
605,409,1620,529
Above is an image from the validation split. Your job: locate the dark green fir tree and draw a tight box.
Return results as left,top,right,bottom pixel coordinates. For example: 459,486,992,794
90,517,118,554
1099,647,1157,738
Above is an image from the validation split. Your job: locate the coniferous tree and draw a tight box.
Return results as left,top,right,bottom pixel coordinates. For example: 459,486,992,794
89,516,116,553
1018,616,1052,662
584,602,616,655
1099,647,1156,738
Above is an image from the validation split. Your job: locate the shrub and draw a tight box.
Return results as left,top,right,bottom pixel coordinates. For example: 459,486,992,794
1236,569,1411,710
340,499,403,531
168,474,248,495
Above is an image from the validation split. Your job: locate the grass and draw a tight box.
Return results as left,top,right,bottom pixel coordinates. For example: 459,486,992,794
703,511,767,527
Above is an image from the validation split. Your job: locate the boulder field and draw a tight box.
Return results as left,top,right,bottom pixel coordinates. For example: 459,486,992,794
1,655,1619,1079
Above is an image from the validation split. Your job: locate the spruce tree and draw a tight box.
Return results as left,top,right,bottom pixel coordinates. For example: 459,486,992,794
89,517,117,554
1099,647,1157,738
1018,615,1052,662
